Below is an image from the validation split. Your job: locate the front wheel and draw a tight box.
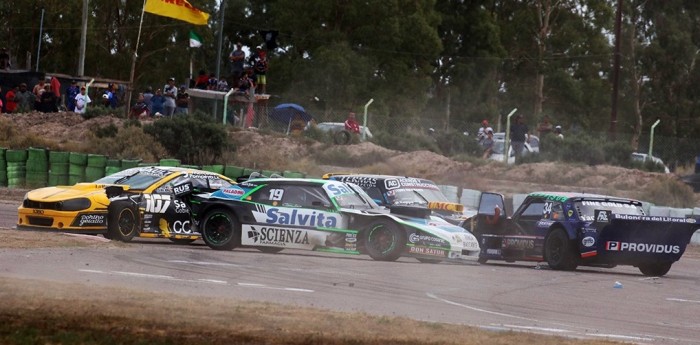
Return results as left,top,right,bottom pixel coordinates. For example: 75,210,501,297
363,221,406,261
638,262,672,276
108,202,139,242
200,209,240,250
544,228,578,271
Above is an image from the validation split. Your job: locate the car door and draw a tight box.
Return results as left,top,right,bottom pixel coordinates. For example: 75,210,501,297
512,197,547,235
142,174,194,236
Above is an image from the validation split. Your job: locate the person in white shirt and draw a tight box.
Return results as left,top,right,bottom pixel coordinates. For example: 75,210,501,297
74,86,91,114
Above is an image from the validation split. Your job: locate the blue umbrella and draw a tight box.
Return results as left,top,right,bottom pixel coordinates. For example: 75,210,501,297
269,103,313,123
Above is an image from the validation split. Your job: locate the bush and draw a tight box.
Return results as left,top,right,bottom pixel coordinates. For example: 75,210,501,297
83,104,124,119
83,126,167,162
638,177,696,208
92,124,119,138
371,128,440,154
143,111,231,165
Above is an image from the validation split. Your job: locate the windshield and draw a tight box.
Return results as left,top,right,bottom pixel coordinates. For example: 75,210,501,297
95,167,172,190
414,189,449,202
574,199,645,220
386,189,428,207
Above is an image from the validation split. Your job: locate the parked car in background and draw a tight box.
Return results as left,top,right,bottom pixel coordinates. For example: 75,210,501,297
630,152,670,173
488,132,540,164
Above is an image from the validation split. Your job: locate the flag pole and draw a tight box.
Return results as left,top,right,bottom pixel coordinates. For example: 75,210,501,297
126,0,148,117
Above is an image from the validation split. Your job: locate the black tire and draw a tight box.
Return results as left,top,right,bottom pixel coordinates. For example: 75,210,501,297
168,238,196,245
256,247,284,254
200,209,240,250
544,228,578,271
363,221,406,261
416,258,442,264
477,256,488,264
333,130,351,145
108,202,139,242
638,262,672,276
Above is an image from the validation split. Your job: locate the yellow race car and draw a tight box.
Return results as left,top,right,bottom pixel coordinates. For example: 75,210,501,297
17,166,234,237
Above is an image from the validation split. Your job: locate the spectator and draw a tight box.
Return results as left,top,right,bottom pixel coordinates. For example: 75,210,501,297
5,85,18,114
175,86,190,115
253,48,269,94
129,93,149,119
344,112,361,134
207,73,218,90
39,84,58,113
66,80,80,112
510,114,530,162
481,128,495,159
216,78,229,92
554,125,564,139
74,86,91,115
194,70,208,89
537,115,553,137
163,77,177,117
150,88,165,116
0,47,10,70
14,83,33,112
33,79,46,110
143,86,154,114
229,42,245,84
108,84,119,108
0,86,3,113
477,119,489,143
236,69,255,98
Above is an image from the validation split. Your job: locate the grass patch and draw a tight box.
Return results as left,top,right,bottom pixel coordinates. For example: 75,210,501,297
638,177,696,208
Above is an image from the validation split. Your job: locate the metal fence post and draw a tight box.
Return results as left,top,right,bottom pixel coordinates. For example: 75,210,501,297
503,108,518,164
649,119,660,157
362,98,374,141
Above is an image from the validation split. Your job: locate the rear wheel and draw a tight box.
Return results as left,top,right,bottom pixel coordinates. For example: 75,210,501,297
108,202,138,242
638,262,672,276
544,228,578,271
363,221,406,261
200,209,240,250
333,130,351,145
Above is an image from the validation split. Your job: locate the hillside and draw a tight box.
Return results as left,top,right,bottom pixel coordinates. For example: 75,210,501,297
1,112,696,207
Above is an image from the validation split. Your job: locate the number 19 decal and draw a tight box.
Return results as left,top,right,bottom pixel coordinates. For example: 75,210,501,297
269,189,284,201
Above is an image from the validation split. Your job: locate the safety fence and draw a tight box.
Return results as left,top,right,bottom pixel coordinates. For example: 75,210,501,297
0,148,307,189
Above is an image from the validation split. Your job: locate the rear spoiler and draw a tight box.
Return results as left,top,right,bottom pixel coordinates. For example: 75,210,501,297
427,201,464,213
322,172,356,180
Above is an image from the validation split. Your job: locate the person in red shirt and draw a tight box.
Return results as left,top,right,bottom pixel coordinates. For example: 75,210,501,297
5,85,18,113
344,112,360,134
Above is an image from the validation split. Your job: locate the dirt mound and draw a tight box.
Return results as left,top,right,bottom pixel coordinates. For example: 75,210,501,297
2,111,123,144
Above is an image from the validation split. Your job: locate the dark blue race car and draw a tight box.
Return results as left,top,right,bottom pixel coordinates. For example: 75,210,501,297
474,191,699,276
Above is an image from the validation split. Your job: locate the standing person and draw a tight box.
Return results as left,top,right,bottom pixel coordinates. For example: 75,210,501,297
65,80,80,112
477,119,490,143
162,77,177,117
143,86,154,114
150,88,165,116
74,86,91,115
510,114,530,162
39,84,58,113
129,93,149,119
33,79,46,111
481,128,495,159
5,85,18,114
175,86,190,115
14,83,33,113
554,125,564,139
344,112,361,134
253,48,268,94
228,42,245,85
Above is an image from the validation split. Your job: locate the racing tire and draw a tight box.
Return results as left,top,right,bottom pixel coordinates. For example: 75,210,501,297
108,202,139,242
416,258,442,264
363,221,406,262
201,209,241,251
638,262,672,276
333,130,352,145
256,247,284,254
168,238,197,245
544,228,578,271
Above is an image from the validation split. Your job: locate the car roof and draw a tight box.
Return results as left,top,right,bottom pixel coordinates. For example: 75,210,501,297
118,166,233,181
324,173,437,183
528,191,640,203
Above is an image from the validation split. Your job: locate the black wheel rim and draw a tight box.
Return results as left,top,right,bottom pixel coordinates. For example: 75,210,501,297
204,213,233,245
118,209,136,237
368,225,395,254
549,236,563,263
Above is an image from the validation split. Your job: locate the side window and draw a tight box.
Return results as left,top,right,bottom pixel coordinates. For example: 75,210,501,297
364,187,384,204
542,201,563,220
520,201,545,217
280,186,331,209
153,180,176,195
247,185,277,205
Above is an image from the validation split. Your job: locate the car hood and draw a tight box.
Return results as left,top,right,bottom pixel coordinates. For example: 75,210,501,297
25,183,121,202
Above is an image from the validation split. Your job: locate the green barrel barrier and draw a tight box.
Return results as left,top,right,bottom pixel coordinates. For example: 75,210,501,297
104,159,121,176
224,165,244,180
68,152,87,185
282,171,306,178
262,170,281,177
87,154,107,168
243,168,258,177
85,154,107,181
159,158,181,167
120,159,141,169
6,149,28,188
181,164,200,169
48,151,70,186
0,148,7,187
201,164,225,174
26,147,49,188
138,162,157,167
49,151,70,164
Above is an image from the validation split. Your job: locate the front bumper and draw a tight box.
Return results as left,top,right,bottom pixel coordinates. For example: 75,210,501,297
17,207,108,234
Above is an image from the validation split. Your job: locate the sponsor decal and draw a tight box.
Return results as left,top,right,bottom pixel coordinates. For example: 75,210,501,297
345,233,357,251
384,178,400,190
187,173,220,180
173,184,191,195
138,167,170,177
581,250,597,258
325,183,354,196
172,220,192,234
245,225,310,247
537,220,555,227
71,213,107,227
409,233,447,246
605,241,680,254
427,201,463,212
334,176,378,188
173,200,189,213
613,214,698,223
530,192,568,202
222,187,244,196
265,208,338,227
33,209,44,214
582,201,637,209
409,246,447,257
155,186,172,194
595,210,609,223
567,209,574,217
144,194,171,213
503,238,535,249
486,248,501,255
582,236,595,247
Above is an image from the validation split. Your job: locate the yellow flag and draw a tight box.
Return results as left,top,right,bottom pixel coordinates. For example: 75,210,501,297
144,0,210,25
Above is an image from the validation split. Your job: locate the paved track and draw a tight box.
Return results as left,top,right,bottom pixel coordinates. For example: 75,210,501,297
1,203,699,344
